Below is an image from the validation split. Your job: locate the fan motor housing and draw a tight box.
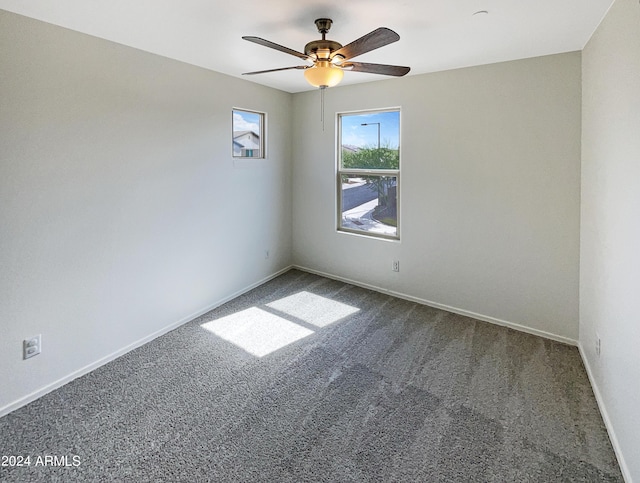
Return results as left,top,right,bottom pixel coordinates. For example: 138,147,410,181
304,40,342,59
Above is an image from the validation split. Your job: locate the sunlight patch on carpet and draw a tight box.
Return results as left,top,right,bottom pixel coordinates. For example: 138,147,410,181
201,307,314,357
266,291,360,328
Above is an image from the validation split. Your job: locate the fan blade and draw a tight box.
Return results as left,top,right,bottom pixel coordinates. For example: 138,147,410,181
341,62,410,77
243,36,313,62
242,65,310,75
331,28,400,61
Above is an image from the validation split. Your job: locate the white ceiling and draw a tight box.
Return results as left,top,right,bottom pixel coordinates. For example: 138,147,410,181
0,0,613,93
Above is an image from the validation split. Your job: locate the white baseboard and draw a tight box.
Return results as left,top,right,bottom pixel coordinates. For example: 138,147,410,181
0,265,293,419
578,343,632,483
293,265,578,347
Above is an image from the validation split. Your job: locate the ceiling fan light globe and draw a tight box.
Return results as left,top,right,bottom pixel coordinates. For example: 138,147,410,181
304,61,344,88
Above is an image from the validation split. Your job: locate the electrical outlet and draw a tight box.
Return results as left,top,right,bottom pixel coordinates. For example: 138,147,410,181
392,260,400,272
23,335,41,360
595,333,601,357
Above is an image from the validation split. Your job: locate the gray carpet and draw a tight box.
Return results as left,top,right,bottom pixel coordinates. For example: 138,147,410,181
0,269,623,482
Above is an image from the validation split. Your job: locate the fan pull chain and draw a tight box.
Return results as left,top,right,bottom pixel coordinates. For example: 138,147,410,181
320,86,326,131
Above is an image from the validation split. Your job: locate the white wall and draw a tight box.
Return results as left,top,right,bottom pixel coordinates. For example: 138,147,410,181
581,0,640,480
0,11,292,414
292,53,582,343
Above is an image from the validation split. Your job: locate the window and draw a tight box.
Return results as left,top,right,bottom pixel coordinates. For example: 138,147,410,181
232,109,265,158
337,109,400,239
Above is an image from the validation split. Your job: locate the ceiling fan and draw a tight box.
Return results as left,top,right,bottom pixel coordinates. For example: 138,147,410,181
242,18,410,89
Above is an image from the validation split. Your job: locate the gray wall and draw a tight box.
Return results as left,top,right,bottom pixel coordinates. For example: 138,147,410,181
581,0,640,480
292,53,582,343
0,11,292,413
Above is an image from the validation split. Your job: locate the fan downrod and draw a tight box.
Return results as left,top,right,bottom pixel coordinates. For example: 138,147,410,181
306,18,342,58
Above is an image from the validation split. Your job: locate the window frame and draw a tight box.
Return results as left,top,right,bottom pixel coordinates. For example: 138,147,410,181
336,108,401,241
232,108,266,159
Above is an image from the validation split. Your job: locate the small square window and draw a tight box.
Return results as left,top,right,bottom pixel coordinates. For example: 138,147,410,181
233,109,265,158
